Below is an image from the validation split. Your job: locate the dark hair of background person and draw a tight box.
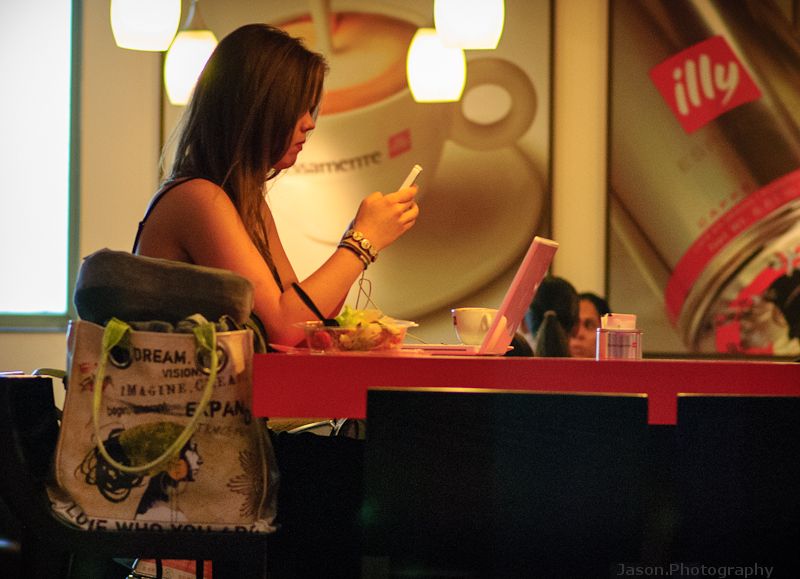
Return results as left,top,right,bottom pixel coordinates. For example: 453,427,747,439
535,311,571,357
526,276,579,357
579,292,611,318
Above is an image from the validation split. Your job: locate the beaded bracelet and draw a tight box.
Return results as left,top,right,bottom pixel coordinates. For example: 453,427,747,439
341,229,378,262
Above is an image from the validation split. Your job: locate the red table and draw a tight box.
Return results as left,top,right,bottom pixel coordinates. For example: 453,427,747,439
252,353,800,425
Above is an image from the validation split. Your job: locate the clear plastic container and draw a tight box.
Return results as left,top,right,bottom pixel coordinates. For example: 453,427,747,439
596,328,643,360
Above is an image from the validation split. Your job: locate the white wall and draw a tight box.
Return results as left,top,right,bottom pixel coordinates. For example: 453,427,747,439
0,0,605,374
0,0,161,374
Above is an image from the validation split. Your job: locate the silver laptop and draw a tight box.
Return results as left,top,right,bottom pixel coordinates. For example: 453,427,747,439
404,236,559,356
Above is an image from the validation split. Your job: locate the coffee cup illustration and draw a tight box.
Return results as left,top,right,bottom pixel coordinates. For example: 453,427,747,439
269,8,537,244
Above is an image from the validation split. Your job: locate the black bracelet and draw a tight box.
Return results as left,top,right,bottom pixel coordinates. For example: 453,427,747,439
338,241,370,269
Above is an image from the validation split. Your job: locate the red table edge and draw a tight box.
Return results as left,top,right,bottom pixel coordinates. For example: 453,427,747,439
252,354,800,425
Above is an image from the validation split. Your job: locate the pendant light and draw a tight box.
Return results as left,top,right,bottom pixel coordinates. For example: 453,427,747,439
434,0,505,50
110,0,181,51
406,28,466,103
163,0,218,106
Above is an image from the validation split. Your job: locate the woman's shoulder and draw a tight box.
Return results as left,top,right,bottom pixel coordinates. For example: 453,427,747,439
155,178,237,217
141,178,238,241
137,177,248,262
164,177,227,201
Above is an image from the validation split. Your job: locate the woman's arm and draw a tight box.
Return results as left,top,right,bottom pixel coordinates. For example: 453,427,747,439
287,185,420,317
139,179,417,346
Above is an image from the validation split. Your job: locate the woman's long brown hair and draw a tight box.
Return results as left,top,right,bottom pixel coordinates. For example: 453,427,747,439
167,24,327,274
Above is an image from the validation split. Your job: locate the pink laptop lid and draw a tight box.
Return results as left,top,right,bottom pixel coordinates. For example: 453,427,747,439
477,236,559,355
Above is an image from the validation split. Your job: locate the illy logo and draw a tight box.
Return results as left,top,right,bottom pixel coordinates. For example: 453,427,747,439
649,36,762,134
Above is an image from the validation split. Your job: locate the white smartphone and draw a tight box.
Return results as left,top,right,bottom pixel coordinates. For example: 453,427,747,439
400,164,423,189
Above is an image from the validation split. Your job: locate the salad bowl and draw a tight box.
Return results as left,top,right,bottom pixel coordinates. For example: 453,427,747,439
295,307,417,353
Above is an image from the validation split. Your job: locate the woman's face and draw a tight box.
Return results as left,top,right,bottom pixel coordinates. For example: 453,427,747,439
273,108,317,171
569,299,601,358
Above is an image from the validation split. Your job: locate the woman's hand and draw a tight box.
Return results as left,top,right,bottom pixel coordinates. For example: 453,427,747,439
351,185,419,251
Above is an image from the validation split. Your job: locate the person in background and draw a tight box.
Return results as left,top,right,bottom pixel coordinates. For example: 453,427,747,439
569,292,611,358
133,24,419,578
524,276,579,357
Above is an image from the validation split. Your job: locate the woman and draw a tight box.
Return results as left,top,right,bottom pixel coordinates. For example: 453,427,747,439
569,292,611,358
134,24,419,348
133,24,419,576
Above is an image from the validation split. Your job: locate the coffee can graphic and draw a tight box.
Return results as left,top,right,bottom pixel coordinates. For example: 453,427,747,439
611,0,800,356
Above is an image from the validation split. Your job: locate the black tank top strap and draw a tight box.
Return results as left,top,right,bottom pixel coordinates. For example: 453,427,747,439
132,177,194,253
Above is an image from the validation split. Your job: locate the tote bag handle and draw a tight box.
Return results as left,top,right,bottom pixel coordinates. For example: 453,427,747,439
91,317,218,475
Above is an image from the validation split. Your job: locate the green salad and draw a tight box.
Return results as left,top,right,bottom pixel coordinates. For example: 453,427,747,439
307,306,413,351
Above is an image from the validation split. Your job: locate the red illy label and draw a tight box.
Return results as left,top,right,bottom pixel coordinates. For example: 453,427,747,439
649,35,762,134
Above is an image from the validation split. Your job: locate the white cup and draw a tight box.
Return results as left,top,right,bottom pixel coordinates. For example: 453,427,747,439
271,9,537,244
452,307,498,346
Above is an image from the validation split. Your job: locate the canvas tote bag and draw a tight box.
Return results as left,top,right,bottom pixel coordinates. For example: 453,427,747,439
49,316,278,533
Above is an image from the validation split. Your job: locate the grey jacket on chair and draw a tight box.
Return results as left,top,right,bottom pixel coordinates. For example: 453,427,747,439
73,248,255,326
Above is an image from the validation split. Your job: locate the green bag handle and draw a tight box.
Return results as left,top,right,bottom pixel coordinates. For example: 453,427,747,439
91,317,218,475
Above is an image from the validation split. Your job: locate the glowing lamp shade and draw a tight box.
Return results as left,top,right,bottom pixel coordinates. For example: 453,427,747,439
434,0,505,49
164,30,218,106
406,28,466,103
110,0,181,51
